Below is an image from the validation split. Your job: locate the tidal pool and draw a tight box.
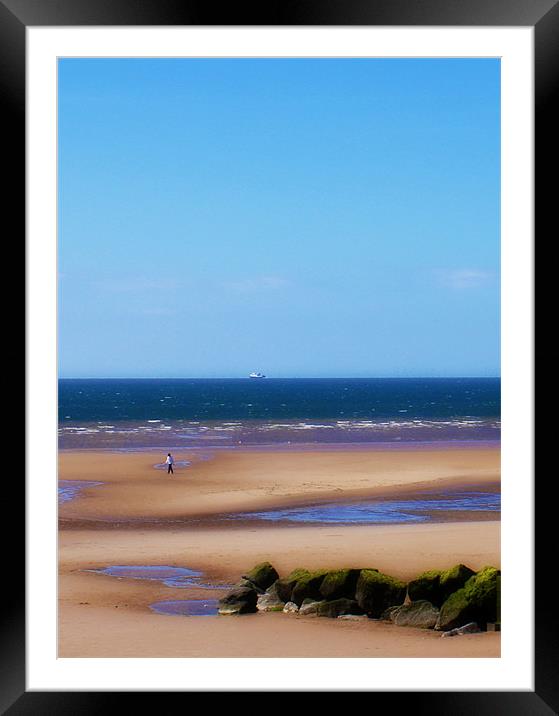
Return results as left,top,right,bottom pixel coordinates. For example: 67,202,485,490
87,565,227,589
58,480,103,504
228,490,500,525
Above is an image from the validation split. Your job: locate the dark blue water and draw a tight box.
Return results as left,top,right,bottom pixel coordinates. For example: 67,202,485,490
59,378,500,449
59,378,499,421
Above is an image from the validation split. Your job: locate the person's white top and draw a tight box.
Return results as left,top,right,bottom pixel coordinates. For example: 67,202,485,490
165,455,174,464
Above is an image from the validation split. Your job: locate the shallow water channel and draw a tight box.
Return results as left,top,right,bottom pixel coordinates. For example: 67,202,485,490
58,480,103,504
227,489,500,525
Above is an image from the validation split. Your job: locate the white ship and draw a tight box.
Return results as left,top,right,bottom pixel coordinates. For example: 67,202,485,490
249,372,266,379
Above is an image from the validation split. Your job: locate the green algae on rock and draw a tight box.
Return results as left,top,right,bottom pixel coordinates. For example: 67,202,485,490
319,569,361,601
355,569,407,618
435,566,501,631
243,562,280,591
463,566,501,621
440,564,476,601
407,569,441,605
291,570,330,606
407,563,476,608
221,563,501,632
274,568,311,603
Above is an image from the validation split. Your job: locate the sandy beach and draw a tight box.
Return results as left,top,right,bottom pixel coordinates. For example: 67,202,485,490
59,446,500,658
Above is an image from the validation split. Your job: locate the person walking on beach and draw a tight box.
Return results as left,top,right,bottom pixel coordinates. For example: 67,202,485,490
165,452,174,475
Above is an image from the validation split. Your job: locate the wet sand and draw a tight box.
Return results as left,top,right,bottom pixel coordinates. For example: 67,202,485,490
58,446,500,658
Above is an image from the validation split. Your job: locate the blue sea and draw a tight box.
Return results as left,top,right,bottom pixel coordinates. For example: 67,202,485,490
58,378,500,450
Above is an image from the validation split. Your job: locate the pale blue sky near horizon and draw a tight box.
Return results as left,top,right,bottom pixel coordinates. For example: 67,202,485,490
58,57,500,379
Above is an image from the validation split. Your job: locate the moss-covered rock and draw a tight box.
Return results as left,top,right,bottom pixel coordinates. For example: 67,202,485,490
319,569,361,601
434,588,472,630
218,585,258,615
463,566,500,622
408,564,476,608
291,570,329,606
435,566,501,631
355,569,407,618
440,564,476,601
317,598,363,618
407,569,442,606
243,562,280,591
274,568,310,603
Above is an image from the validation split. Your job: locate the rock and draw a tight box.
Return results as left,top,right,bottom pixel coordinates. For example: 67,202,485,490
238,577,265,593
380,605,402,622
264,581,282,600
283,601,299,613
407,569,442,606
462,566,501,622
441,622,481,637
435,566,501,631
319,569,361,601
243,562,280,591
299,599,324,616
355,569,407,618
391,600,439,629
407,564,475,608
337,615,368,621
317,598,363,618
435,589,471,630
291,570,329,606
439,564,476,601
275,568,311,603
218,585,258,615
256,590,285,612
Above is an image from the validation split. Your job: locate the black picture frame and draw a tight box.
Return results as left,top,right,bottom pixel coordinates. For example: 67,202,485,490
9,0,551,711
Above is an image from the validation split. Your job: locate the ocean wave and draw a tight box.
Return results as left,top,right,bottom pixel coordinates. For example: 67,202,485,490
58,415,500,450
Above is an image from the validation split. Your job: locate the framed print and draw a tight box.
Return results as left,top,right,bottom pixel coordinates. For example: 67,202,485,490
9,0,553,710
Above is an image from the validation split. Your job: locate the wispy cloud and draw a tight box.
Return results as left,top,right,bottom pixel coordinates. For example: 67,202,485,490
437,269,495,290
223,275,290,293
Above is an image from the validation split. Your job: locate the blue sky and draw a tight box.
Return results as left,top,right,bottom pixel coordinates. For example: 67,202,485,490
58,58,500,378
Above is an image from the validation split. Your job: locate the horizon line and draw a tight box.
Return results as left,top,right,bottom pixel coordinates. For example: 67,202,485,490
58,375,501,380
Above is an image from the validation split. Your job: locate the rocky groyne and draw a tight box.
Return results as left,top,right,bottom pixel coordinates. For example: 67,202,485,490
218,562,501,635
